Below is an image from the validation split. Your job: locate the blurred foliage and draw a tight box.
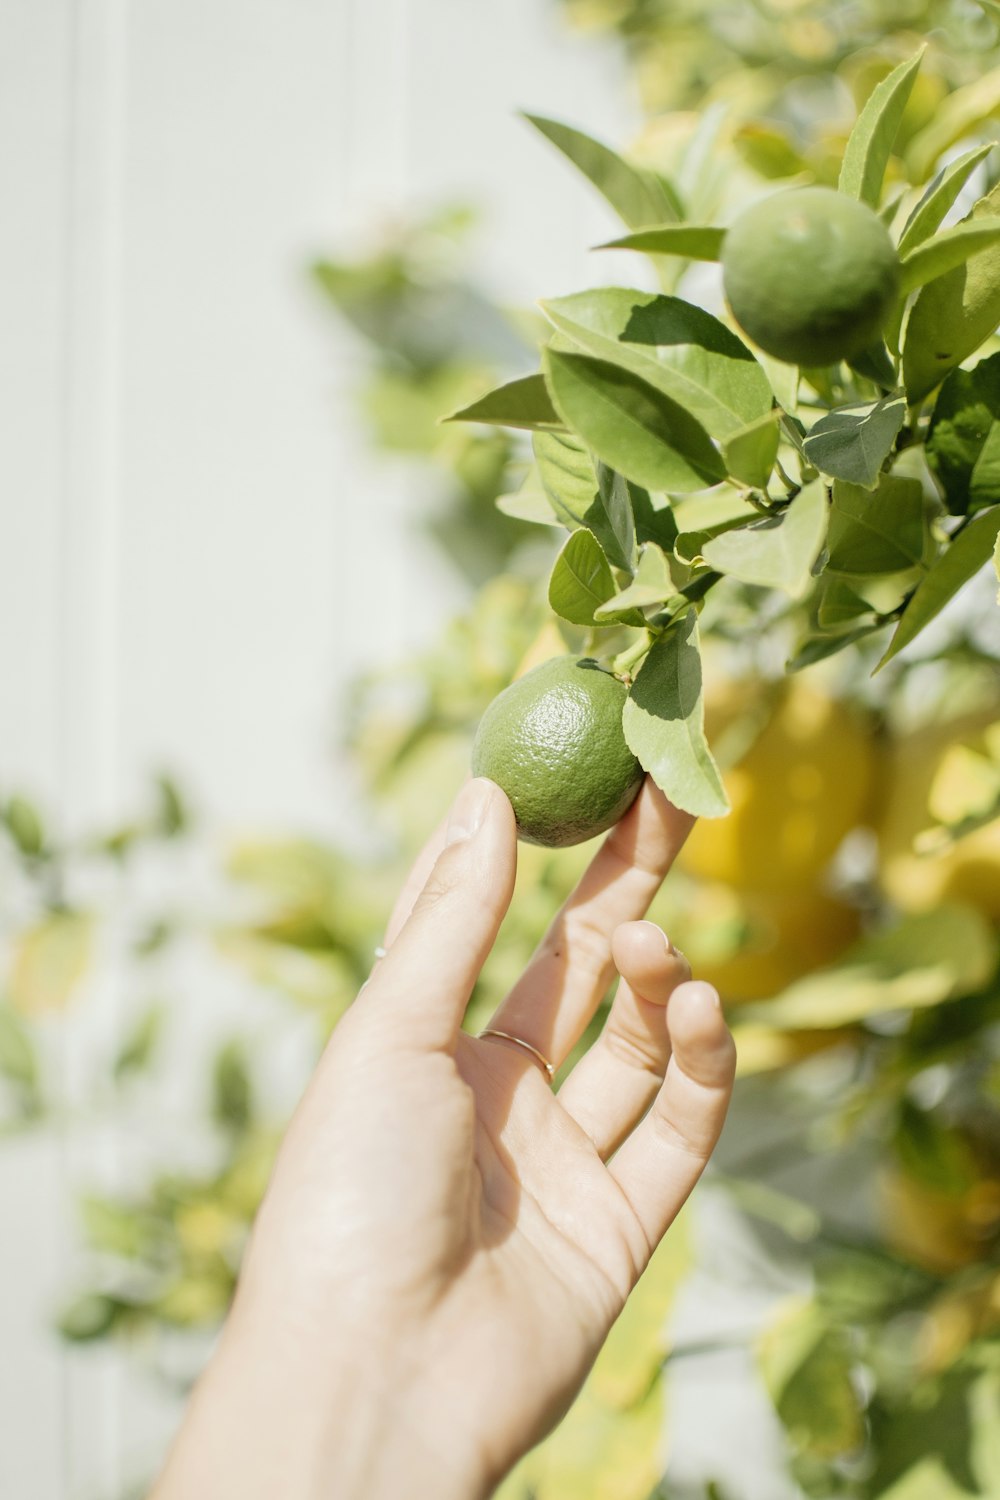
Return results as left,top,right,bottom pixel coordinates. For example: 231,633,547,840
2,5,1000,1499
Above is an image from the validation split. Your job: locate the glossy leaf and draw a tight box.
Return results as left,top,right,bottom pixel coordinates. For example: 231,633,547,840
445,374,563,431
897,144,995,256
622,614,729,818
532,433,634,568
722,409,781,488
542,288,773,441
495,469,559,526
548,528,617,625
877,505,1000,667
701,482,827,596
598,224,726,260
594,543,678,619
596,462,638,571
900,216,1000,294
826,476,925,575
523,113,681,228
904,183,1000,401
543,348,726,493
838,50,924,207
926,352,1000,514
803,396,906,489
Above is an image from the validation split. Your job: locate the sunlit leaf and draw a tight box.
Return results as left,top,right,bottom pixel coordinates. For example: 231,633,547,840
623,615,729,818
839,50,924,208
926,352,1000,514
904,183,1000,401
542,288,773,442
548,529,619,625
598,223,726,260
759,1297,864,1459
524,113,682,228
445,373,563,431
543,348,726,493
594,543,678,619
877,505,1000,667
722,409,781,488
907,64,1000,180
701,482,827,597
900,217,1000,295
898,145,995,258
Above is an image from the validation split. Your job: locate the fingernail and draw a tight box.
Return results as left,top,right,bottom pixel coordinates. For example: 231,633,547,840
638,919,674,956
446,778,493,846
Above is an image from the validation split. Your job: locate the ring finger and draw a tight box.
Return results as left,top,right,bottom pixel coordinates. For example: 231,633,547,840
557,921,691,1157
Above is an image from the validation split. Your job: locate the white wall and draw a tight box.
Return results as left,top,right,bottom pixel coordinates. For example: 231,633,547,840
0,3,637,1495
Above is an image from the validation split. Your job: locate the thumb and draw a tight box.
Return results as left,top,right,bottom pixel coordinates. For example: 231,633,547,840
359,779,517,1051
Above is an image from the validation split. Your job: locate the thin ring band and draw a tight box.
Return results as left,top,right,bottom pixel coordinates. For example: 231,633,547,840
478,1028,555,1082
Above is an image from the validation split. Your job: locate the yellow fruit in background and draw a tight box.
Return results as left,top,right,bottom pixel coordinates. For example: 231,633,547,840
680,677,877,893
879,1169,1000,1276
678,882,862,1004
878,709,1000,921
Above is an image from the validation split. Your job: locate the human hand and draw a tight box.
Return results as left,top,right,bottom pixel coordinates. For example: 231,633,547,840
154,777,735,1500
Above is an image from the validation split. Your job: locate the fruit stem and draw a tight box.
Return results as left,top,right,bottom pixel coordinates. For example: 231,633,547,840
612,633,651,682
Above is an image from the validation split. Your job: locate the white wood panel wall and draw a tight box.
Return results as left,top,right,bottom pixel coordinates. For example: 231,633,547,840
0,3,633,1494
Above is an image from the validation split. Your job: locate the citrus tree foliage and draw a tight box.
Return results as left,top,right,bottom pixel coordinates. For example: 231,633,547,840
2,19,1000,1500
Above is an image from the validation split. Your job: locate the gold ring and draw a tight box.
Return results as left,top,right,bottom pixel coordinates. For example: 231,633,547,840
478,1028,555,1082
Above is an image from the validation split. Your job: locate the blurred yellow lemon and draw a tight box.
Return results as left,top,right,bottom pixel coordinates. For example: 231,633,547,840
681,677,877,892
664,879,862,1004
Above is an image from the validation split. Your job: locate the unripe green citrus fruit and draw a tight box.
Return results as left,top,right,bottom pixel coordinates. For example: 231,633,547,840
721,186,901,366
471,656,644,848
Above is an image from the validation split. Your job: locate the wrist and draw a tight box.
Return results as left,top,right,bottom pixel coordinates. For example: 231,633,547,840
153,1293,492,1500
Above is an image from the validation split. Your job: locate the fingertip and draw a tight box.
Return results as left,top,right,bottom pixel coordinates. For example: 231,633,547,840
669,981,736,1075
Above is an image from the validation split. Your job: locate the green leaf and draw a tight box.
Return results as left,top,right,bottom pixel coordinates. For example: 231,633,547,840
495,468,560,526
2,797,45,857
542,288,773,442
598,224,726,260
826,476,925,574
700,482,828,597
542,348,726,494
838,50,924,207
548,529,617,626
903,182,1000,401
759,1298,864,1460
926,352,1000,514
847,342,898,389
0,1005,38,1091
212,1040,254,1132
877,505,1000,667
154,774,189,837
114,1004,165,1082
622,615,729,818
816,577,880,632
58,1293,127,1343
803,396,906,488
739,905,998,1030
721,410,781,488
596,463,638,571
523,113,682,229
900,217,1000,295
866,1360,1000,1500
897,145,995,256
445,373,563,431
594,543,679,619
631,485,679,551
532,433,635,568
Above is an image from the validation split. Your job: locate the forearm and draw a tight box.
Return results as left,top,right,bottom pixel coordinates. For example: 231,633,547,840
151,1299,490,1500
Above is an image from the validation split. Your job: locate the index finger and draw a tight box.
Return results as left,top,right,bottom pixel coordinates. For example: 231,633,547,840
484,778,694,1069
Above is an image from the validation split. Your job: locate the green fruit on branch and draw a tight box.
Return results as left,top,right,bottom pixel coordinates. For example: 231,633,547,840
721,185,901,366
471,656,643,847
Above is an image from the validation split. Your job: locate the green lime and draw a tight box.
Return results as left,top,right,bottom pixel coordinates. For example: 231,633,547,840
471,656,644,848
721,186,901,366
